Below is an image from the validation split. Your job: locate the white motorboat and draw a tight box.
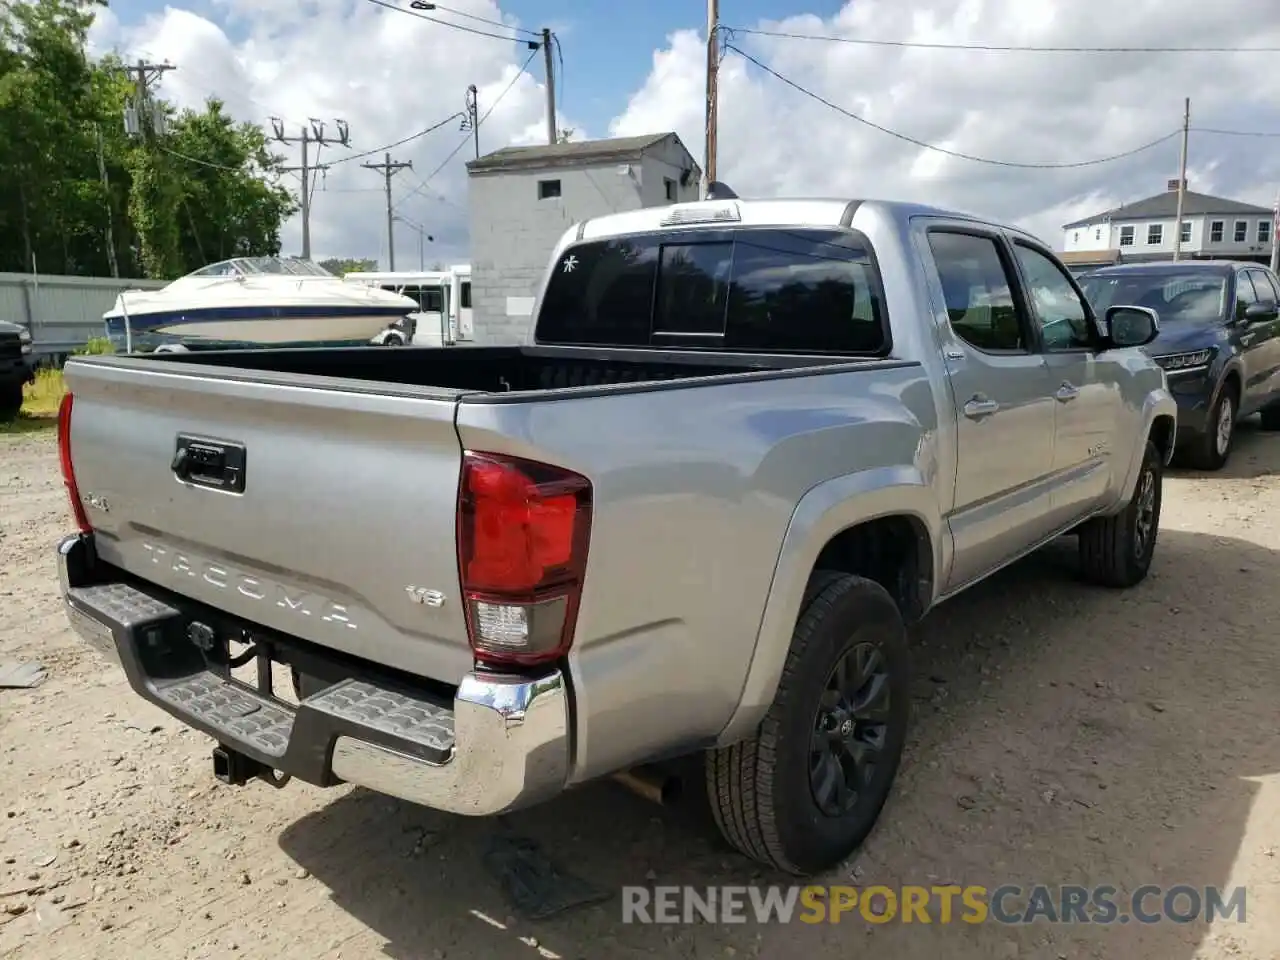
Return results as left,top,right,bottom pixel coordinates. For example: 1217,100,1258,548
103,256,419,351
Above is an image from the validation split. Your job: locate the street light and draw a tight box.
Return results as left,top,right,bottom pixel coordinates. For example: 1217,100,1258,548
392,215,433,271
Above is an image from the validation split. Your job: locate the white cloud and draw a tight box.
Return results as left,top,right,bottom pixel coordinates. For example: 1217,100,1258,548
89,1,566,266
613,0,1280,245
90,0,1280,267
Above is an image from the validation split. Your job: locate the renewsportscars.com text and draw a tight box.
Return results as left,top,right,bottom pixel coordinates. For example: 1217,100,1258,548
621,884,1247,925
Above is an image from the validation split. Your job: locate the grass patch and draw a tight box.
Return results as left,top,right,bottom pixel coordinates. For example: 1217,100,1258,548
0,368,66,434
24,366,67,417
0,338,110,435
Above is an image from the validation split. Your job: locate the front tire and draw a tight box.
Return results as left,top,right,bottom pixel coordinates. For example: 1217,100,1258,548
0,381,23,421
1183,383,1236,470
1078,440,1163,588
705,573,910,875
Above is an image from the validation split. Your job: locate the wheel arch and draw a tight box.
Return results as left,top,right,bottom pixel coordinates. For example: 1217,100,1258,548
714,467,942,746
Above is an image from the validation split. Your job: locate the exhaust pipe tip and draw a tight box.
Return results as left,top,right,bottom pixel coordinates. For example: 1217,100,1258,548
611,765,682,806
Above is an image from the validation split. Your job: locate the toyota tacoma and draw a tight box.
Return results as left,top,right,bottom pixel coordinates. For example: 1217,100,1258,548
54,192,1175,875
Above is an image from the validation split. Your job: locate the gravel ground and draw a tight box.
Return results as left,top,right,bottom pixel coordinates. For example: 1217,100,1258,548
2,426,1278,960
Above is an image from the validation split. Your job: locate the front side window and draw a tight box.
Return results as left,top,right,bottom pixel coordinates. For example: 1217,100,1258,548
536,228,887,354
1235,271,1259,322
1012,242,1093,350
1119,226,1135,247
1147,224,1163,245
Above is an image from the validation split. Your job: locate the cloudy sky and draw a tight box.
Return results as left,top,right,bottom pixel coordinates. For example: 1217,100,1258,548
89,0,1280,268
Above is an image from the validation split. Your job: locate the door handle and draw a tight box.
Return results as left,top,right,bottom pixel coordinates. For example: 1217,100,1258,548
963,395,1000,419
1055,381,1080,402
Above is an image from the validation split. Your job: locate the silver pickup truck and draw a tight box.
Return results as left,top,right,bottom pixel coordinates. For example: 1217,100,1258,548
54,195,1175,876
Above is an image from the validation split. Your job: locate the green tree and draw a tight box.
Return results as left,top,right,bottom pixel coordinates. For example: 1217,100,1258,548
0,0,300,280
0,0,110,274
317,257,378,275
162,98,297,272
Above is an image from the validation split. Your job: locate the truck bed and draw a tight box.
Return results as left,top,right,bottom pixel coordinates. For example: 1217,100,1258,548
137,343,843,396
62,343,911,694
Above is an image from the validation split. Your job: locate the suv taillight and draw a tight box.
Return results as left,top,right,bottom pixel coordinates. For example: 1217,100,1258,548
456,451,592,667
57,392,91,533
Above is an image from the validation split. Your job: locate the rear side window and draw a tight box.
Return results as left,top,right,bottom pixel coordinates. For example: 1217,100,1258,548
927,231,1025,352
536,228,888,355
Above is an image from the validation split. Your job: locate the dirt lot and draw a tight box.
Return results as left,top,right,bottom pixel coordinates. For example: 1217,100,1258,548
2,425,1278,960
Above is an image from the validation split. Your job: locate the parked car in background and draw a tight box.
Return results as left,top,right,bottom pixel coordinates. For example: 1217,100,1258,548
0,321,34,419
1079,260,1280,470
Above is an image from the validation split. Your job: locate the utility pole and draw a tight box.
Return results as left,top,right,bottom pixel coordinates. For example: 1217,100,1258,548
702,0,720,198
363,152,413,270
95,125,120,278
117,59,175,140
463,84,480,159
273,117,351,260
1172,97,1190,262
542,28,558,144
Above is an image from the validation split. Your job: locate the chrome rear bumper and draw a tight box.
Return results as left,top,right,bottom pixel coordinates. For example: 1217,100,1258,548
56,532,570,816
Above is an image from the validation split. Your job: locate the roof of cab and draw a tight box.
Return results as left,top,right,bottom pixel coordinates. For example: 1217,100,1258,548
573,196,997,243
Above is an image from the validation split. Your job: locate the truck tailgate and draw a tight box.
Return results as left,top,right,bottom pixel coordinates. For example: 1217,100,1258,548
62,359,474,685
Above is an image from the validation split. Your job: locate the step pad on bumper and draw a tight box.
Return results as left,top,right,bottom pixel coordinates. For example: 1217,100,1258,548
155,674,294,758
306,682,455,756
63,578,457,773
70,583,179,627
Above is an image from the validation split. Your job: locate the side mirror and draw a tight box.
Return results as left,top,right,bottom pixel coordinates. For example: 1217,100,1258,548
1103,305,1160,348
1243,300,1279,323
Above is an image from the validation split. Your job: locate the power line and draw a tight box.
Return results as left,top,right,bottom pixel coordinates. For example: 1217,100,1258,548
724,25,1280,54
552,32,566,115
1193,126,1280,138
327,113,465,166
395,45,541,210
408,0,539,38
157,143,248,172
364,0,538,46
725,43,1181,169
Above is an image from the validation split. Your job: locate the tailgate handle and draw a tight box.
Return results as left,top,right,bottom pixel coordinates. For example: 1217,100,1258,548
173,436,247,494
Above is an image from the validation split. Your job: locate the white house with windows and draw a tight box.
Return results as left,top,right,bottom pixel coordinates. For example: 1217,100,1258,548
1059,179,1276,273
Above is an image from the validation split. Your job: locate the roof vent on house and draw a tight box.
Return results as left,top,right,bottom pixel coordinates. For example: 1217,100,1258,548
1167,178,1186,192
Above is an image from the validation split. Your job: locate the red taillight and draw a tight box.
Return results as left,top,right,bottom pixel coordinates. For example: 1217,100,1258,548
57,392,91,533
457,451,592,667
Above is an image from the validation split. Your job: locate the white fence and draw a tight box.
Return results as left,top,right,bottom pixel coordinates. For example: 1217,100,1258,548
0,272,166,358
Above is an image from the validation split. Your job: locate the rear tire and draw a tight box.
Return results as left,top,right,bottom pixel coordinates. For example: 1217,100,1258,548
705,572,910,875
1078,440,1162,588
